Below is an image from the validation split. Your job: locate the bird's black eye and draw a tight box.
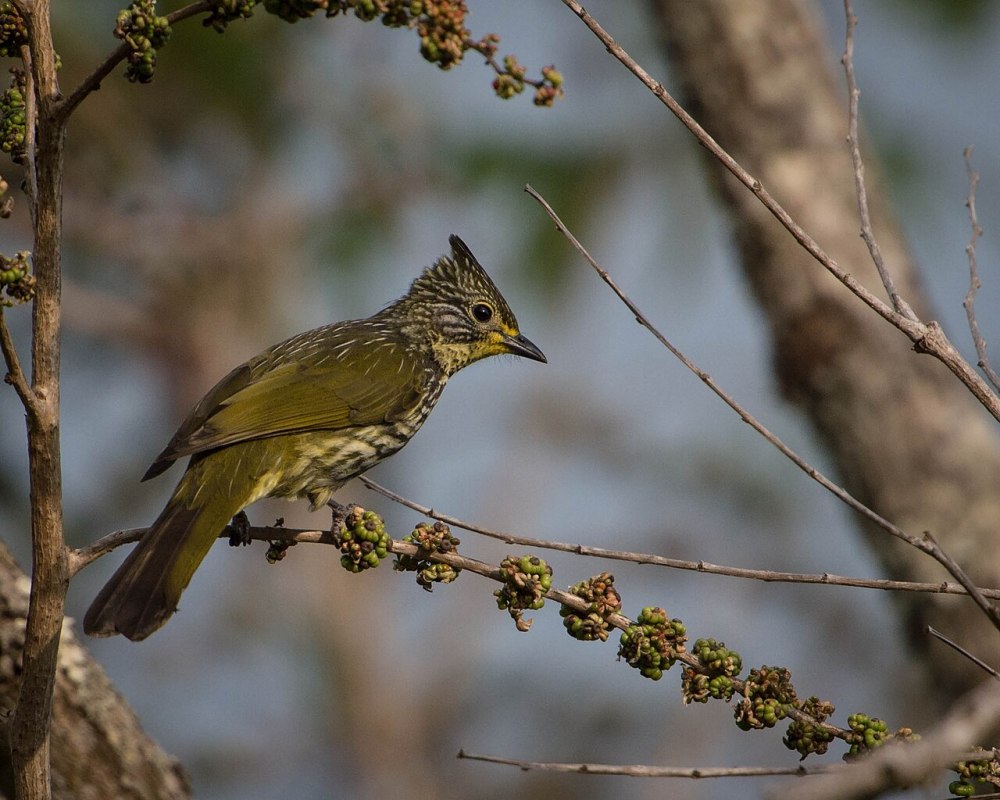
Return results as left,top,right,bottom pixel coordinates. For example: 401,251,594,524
471,303,494,323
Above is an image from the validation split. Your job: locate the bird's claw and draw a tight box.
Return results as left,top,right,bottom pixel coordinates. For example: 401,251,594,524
227,510,252,547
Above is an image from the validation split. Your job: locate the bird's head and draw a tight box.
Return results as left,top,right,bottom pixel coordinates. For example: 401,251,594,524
395,235,546,375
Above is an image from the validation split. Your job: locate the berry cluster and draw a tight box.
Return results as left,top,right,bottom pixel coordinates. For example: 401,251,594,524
241,0,563,105
1,67,25,164
617,606,688,681
336,506,389,572
494,554,551,632
203,0,257,33
393,520,461,591
489,54,563,107
843,712,917,759
321,0,469,69
263,0,327,23
560,572,621,642
0,1,27,58
950,754,1000,797
733,665,796,729
413,0,465,69
114,1,172,84
680,638,742,703
1,250,34,306
782,697,836,760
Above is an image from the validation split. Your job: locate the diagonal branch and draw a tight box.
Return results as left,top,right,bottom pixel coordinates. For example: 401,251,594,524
457,750,833,778
361,477,1000,601
524,182,1000,633
555,0,1000,426
0,307,37,417
926,626,1000,681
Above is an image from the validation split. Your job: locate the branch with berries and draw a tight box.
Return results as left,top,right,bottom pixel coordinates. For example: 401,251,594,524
40,0,563,118
74,509,1000,798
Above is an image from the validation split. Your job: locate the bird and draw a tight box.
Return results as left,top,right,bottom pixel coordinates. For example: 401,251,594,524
84,235,545,641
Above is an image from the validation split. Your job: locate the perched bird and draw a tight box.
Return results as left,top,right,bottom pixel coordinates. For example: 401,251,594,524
84,235,545,641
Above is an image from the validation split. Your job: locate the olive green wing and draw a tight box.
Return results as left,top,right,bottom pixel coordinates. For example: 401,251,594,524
143,339,427,480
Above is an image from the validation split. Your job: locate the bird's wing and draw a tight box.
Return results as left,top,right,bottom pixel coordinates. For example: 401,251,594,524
143,338,428,479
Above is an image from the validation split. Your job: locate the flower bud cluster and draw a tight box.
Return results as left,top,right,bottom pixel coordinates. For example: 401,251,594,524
782,697,835,759
203,0,257,33
394,520,461,590
114,1,172,83
1,250,33,306
733,665,795,729
494,554,552,632
0,1,27,58
263,0,328,23
618,606,687,681
949,754,1000,797
559,572,621,642
1,68,25,163
336,506,389,572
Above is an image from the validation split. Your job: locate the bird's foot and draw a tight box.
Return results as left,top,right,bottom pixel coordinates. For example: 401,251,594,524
227,510,252,547
327,500,359,533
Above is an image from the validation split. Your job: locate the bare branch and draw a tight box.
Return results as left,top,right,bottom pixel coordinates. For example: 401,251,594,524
556,0,1000,425
926,626,1000,680
961,146,1000,391
841,0,915,320
457,749,832,778
361,477,1000,600
0,307,37,416
525,183,1000,633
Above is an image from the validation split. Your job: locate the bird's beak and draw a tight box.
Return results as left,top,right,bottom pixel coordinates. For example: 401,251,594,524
504,332,547,363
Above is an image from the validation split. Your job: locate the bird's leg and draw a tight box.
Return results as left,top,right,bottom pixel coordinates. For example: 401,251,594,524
227,510,253,547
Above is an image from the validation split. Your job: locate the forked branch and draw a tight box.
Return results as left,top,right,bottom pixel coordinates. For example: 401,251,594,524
556,0,1000,424
524,183,1000,634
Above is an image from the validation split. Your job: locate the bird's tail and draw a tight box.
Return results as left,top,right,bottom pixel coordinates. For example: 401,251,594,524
84,453,256,641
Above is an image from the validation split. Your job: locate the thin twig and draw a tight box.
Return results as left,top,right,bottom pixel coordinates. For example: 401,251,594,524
841,0,915,320
0,308,37,417
524,183,1000,633
56,0,217,122
556,0,1000,426
926,626,1000,680
361,477,1000,600
961,146,1000,391
456,750,832,778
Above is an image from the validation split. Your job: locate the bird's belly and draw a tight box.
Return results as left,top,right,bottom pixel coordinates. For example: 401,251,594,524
269,425,413,507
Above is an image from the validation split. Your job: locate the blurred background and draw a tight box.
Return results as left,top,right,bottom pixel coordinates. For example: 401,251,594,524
2,1,1000,797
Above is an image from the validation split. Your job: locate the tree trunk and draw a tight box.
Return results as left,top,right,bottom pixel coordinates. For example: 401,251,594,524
0,543,190,800
652,0,1000,696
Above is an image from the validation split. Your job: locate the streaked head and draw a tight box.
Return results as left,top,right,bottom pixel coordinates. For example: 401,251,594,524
396,235,546,374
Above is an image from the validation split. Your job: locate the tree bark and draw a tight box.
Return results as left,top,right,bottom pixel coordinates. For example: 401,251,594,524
652,0,1000,696
0,543,191,800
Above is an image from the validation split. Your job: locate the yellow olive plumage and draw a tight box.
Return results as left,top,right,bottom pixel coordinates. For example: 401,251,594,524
84,235,545,640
